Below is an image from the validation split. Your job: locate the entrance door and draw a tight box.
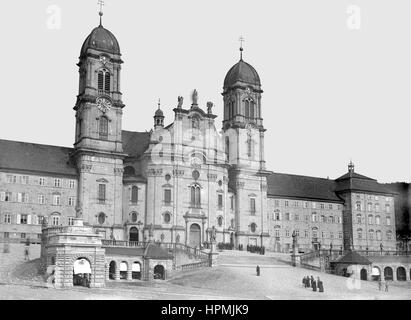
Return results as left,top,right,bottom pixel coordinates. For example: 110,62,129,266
73,258,91,287
129,227,139,242
189,224,201,248
360,268,367,280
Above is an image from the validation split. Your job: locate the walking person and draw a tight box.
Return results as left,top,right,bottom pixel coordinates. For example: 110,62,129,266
312,278,317,292
302,276,306,288
24,246,29,261
256,265,260,276
385,280,389,292
317,277,324,292
378,278,382,291
310,275,314,288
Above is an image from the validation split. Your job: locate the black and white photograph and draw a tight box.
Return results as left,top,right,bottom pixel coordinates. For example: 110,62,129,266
0,0,410,304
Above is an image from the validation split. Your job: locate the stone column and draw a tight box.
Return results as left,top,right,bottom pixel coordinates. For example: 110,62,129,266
105,264,110,281
127,264,132,280
114,261,120,280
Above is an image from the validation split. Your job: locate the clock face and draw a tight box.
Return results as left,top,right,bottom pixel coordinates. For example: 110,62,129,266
96,97,112,113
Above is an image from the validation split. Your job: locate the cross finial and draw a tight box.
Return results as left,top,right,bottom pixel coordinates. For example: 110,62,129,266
98,0,105,26
239,36,245,60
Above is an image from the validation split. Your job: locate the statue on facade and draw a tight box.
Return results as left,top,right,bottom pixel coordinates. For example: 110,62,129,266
192,89,198,106
75,206,83,219
177,96,184,108
210,226,217,243
207,101,213,114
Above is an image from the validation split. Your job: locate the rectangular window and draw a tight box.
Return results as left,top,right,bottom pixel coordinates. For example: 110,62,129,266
22,193,29,203
38,194,46,205
68,197,75,206
53,194,61,206
294,201,298,207
54,179,61,188
20,214,28,225
0,192,5,201
295,229,300,236
285,229,290,237
218,194,223,208
320,203,324,209
285,201,289,207
275,229,280,238
250,198,256,214
329,204,333,210
68,217,75,226
285,212,290,221
4,214,11,224
164,189,171,205
38,216,44,225
4,232,9,238
39,178,46,186
274,200,280,207
7,175,17,183
386,217,391,226
98,184,106,204
339,232,343,239
21,176,29,184
52,216,60,226
131,186,139,204
21,233,26,239
330,232,334,239
304,202,309,208
294,214,299,221
304,230,309,238
69,180,75,189
312,202,317,209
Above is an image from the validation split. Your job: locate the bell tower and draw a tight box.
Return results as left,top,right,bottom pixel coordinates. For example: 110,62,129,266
222,40,270,249
71,7,126,239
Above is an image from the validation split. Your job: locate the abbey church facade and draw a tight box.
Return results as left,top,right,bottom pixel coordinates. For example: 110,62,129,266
0,17,398,253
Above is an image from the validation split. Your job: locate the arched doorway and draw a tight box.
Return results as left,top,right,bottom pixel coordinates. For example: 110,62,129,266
109,261,116,280
397,266,406,281
119,261,128,280
73,258,91,287
360,268,367,281
384,267,393,281
189,223,201,248
154,264,165,280
371,267,381,281
132,262,141,280
129,227,139,242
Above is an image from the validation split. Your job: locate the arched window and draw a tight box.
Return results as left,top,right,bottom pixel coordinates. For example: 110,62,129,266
356,202,362,211
190,185,201,208
356,214,362,224
385,204,390,213
249,100,255,119
274,210,280,221
367,203,372,212
376,230,382,241
375,215,380,225
131,212,138,223
98,69,110,94
217,216,223,227
386,216,391,226
368,215,373,225
131,186,138,204
99,116,108,140
250,223,256,233
357,228,363,239
98,212,106,225
386,230,392,240
245,100,250,118
230,101,235,118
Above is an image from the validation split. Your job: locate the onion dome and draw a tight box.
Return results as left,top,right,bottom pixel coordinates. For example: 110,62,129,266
80,25,121,57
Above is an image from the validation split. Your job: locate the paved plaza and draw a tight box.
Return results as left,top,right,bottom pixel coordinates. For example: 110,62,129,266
0,250,410,300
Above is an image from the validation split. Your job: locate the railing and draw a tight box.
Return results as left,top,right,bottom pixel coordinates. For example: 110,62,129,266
101,240,147,248
181,260,210,271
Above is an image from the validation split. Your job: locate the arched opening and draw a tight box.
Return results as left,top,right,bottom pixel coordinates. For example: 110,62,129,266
189,223,201,248
154,264,165,280
371,266,381,281
396,266,406,281
73,258,91,287
109,261,116,280
119,261,128,280
384,267,393,281
132,262,141,280
129,227,139,242
360,268,367,281
99,116,109,140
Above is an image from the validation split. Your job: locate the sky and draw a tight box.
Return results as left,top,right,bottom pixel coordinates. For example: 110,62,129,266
0,0,410,183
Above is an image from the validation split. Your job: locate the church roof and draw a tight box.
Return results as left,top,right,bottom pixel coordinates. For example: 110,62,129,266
80,25,121,57
334,171,395,195
0,130,150,176
121,130,151,159
0,139,77,176
224,59,261,88
267,172,342,202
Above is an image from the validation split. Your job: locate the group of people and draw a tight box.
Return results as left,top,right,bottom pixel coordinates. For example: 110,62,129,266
302,275,324,292
247,244,266,255
378,279,389,292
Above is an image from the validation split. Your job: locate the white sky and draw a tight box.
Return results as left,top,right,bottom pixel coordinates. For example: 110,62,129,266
0,0,410,183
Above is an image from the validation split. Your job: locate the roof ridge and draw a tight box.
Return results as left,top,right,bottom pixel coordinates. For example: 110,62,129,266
269,171,335,182
0,138,73,150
